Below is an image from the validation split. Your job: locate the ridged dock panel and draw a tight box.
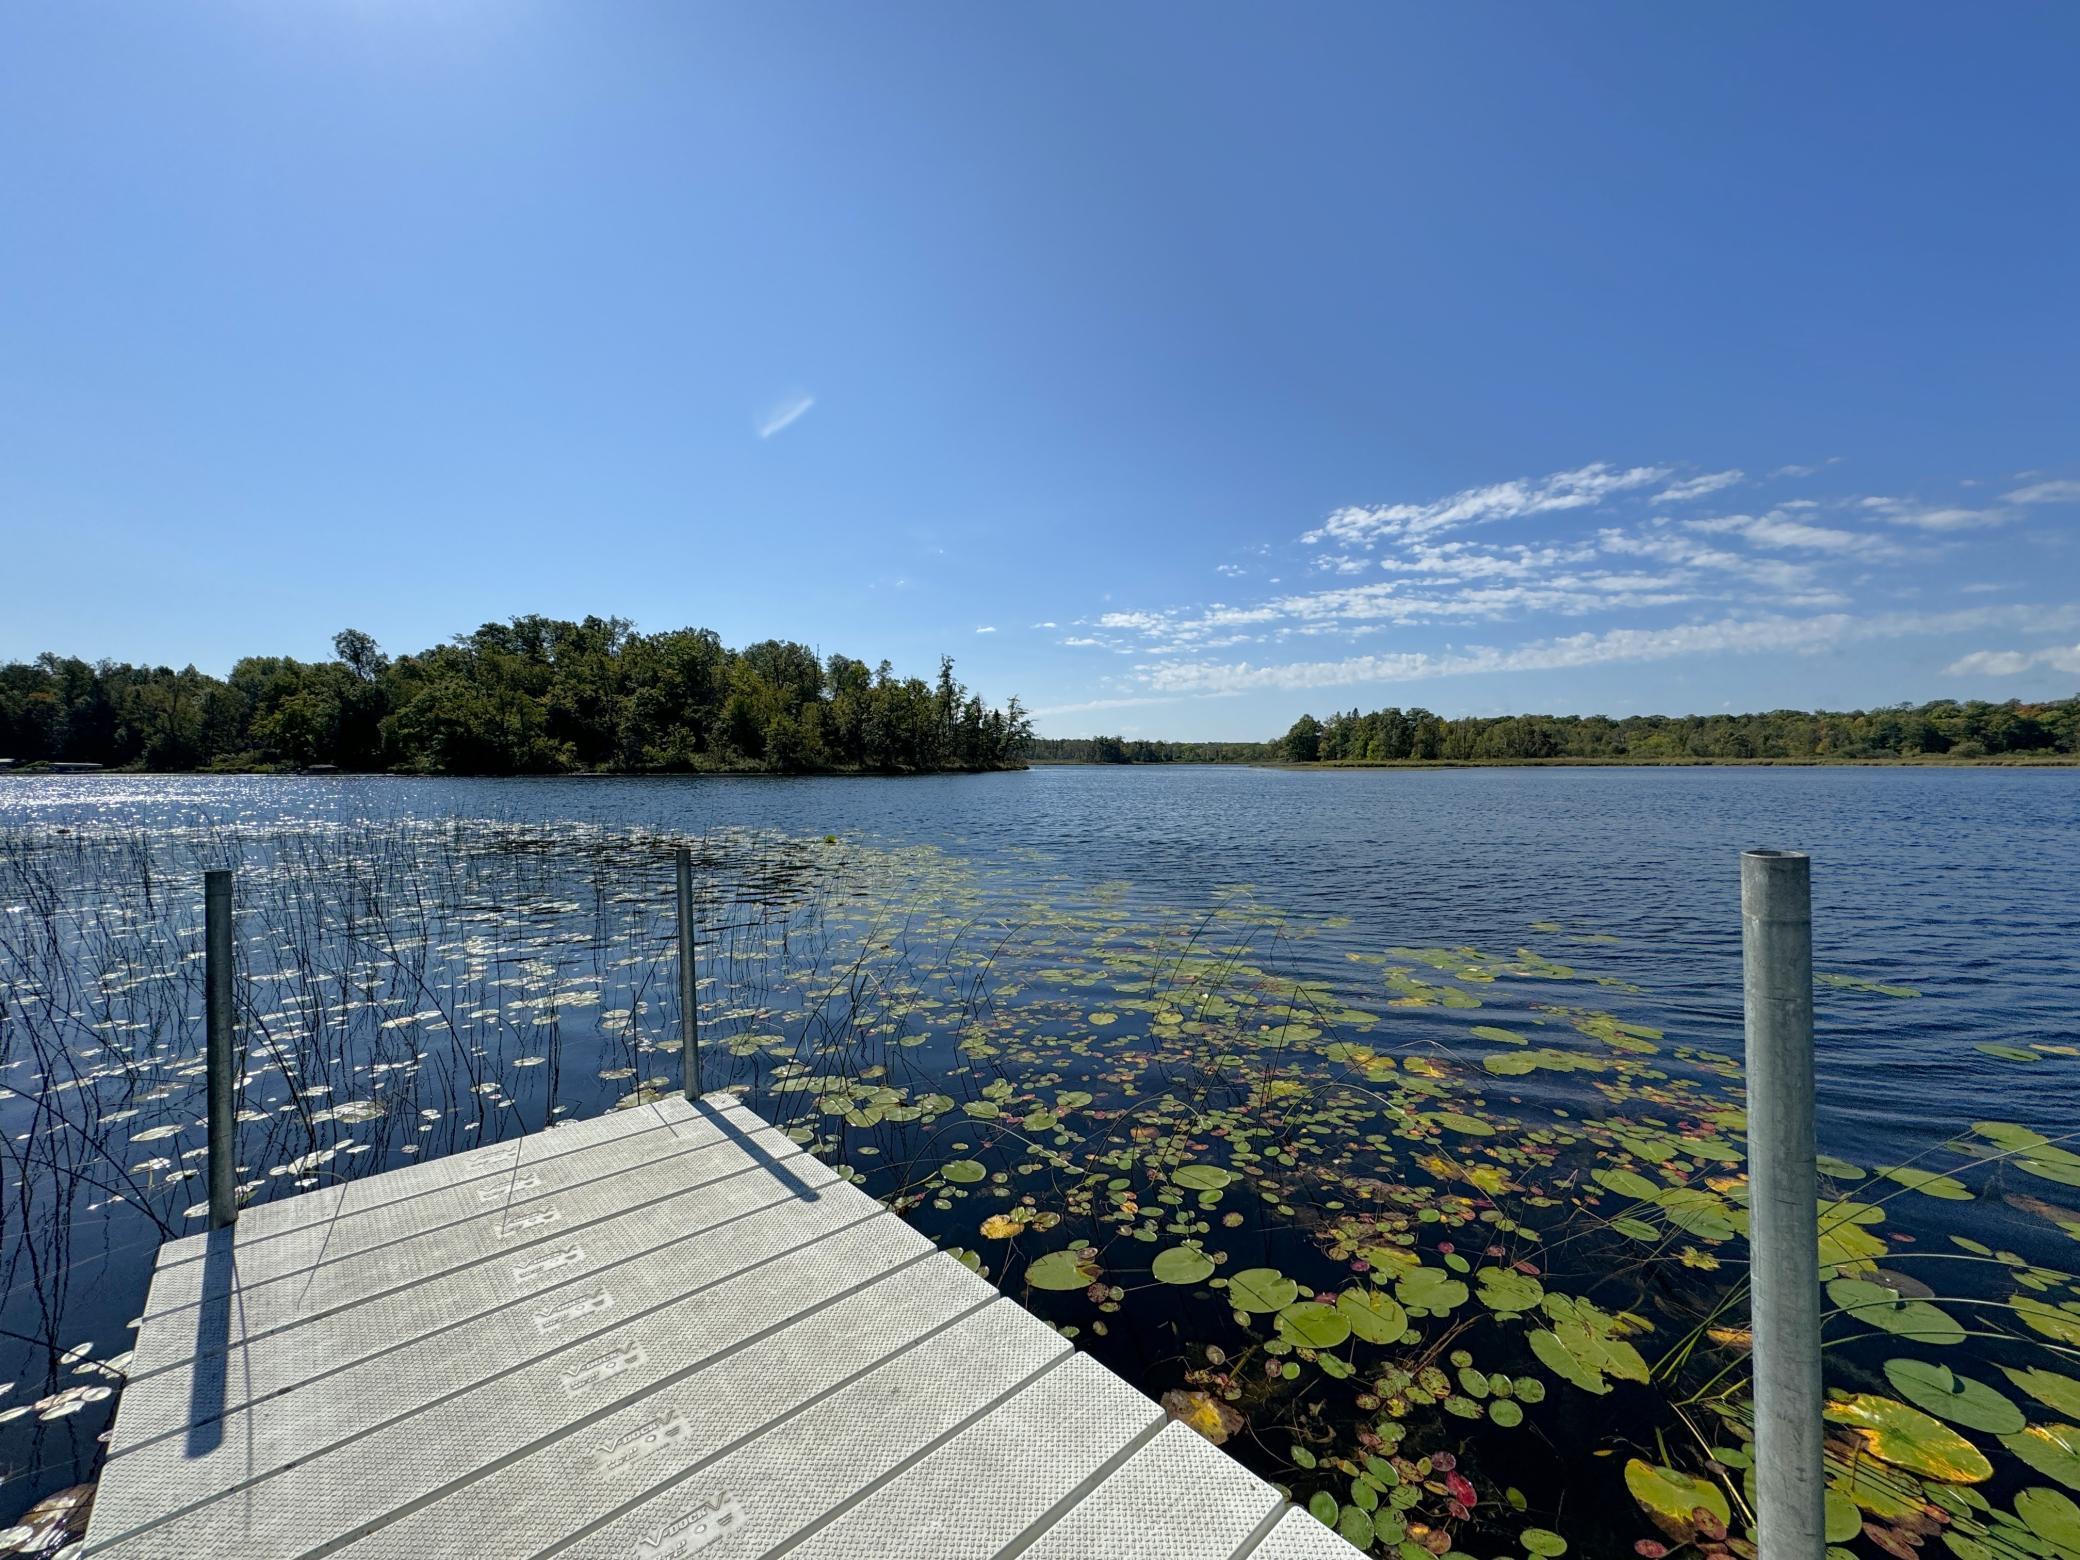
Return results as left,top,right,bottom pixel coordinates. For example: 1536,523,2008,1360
83,1092,1358,1559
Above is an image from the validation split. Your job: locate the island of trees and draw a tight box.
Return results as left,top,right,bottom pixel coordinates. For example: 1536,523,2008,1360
1029,695,2080,765
0,617,1032,776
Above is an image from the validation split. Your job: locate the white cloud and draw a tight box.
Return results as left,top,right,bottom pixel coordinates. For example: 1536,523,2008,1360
1943,643,2080,678
1771,464,1818,479
2006,479,2080,505
1685,512,1896,556
1303,462,1670,548
1061,636,1106,648
1139,606,2080,696
756,392,815,439
974,625,996,634
1651,470,1744,504
1031,621,1058,629
1858,496,2006,531
1028,694,1191,719
1216,564,1246,578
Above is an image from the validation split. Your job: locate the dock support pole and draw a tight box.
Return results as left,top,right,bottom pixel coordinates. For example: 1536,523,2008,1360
205,869,237,1230
1741,849,1823,1560
677,847,701,1101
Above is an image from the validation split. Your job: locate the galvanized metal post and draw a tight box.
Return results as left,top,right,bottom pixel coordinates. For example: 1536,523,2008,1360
1741,849,1823,1560
677,847,701,1101
205,869,238,1230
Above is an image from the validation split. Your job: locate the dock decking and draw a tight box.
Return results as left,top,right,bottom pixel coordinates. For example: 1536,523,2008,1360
84,1091,1356,1558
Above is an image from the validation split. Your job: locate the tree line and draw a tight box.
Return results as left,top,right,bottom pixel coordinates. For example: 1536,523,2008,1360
0,617,1032,775
1283,698,2080,762
1033,695,2080,765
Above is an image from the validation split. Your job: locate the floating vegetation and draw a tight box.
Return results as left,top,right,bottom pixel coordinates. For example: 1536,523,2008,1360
1,805,2078,1559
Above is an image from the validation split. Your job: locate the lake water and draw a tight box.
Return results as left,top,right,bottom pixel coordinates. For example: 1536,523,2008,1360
1,767,2076,1556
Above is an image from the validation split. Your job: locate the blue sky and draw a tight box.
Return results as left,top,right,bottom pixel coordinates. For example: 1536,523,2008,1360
2,3,2075,738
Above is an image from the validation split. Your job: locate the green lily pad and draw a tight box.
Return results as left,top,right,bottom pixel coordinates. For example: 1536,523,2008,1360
1476,1267,1545,1313
1883,1359,2025,1434
2002,1424,2080,1491
1520,1530,1566,1557
1336,1288,1408,1345
2016,1487,2080,1551
1394,1266,1469,1313
1151,1246,1215,1285
1228,1268,1300,1313
1826,1278,1966,1344
1172,1164,1236,1192
2015,1297,2080,1345
1878,1165,1974,1201
2005,1368,2080,1421
942,1160,987,1184
1824,1393,1993,1481
1816,1154,1866,1180
1490,1398,1524,1428
1427,1111,1495,1137
1027,1247,1101,1291
1471,1025,1528,1045
1978,1043,2042,1063
1276,1302,1352,1349
1593,1167,1662,1201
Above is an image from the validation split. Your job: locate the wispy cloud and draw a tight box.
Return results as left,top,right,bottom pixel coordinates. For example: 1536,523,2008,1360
2006,479,2080,505
757,391,816,439
1684,512,1898,556
1302,462,1670,548
1651,470,1744,504
974,625,996,634
1027,694,1191,719
1139,606,2079,696
1857,496,2007,531
1944,642,2080,677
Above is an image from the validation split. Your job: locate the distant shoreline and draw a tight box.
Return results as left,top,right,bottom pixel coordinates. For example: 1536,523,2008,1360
1029,754,2080,770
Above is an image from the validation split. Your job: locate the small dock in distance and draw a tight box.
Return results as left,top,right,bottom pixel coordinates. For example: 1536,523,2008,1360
83,1092,1356,1558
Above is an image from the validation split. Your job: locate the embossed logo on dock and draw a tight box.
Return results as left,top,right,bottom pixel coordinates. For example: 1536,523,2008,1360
532,1289,613,1332
499,1207,561,1236
513,1244,585,1282
594,1412,692,1473
560,1341,646,1397
634,1495,744,1558
478,1173,542,1202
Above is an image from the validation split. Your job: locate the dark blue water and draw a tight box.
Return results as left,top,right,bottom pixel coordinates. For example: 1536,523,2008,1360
1,766,2076,1551
10,765,2075,1156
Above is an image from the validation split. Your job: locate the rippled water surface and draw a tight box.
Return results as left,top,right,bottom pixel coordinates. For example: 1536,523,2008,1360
0,767,2075,1557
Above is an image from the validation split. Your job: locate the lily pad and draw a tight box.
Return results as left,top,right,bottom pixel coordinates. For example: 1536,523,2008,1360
1878,1165,1974,1201
1824,1393,1993,1481
2014,1296,2080,1346
1027,1247,1102,1291
2002,1424,2080,1491
1394,1266,1469,1313
1336,1288,1408,1345
1276,1302,1352,1349
2015,1487,2080,1551
1826,1277,1966,1344
1171,1165,1236,1192
1476,1267,1545,1314
1623,1459,1731,1541
1520,1530,1566,1557
1151,1247,1215,1286
1882,1359,2025,1434
1228,1268,1300,1313
2005,1368,2080,1421
942,1160,987,1184
1593,1167,1662,1201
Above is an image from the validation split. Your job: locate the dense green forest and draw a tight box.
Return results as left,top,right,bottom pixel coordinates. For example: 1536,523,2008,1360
1033,695,2080,766
0,618,1031,775
1278,697,2080,762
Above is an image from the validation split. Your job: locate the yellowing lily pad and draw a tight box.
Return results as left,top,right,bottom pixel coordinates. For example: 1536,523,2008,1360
1824,1393,1993,1482
2002,1424,2080,1491
1623,1459,1731,1541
